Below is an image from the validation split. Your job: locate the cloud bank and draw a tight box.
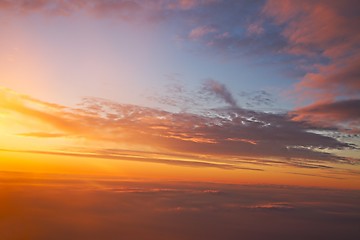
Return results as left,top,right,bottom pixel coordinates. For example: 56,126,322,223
1,87,358,170
1,175,360,240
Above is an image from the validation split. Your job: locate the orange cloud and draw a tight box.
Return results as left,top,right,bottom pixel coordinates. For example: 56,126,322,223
16,132,67,138
1,87,357,169
0,87,86,136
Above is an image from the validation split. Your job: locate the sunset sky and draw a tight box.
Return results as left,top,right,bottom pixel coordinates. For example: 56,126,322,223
0,1,360,239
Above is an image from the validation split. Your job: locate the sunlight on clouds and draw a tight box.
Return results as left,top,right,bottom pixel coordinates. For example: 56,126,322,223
1,148,359,189
0,85,359,190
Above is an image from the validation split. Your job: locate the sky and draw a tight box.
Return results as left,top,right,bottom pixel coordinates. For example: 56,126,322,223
0,1,360,239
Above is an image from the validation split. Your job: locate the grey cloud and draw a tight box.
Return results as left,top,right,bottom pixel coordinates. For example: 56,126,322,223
239,90,276,109
201,79,238,107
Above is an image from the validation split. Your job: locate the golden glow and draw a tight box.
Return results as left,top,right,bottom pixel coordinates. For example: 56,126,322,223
0,86,359,190
1,149,359,190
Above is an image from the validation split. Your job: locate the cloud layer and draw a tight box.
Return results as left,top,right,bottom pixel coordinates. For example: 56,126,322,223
1,87,358,170
1,174,360,240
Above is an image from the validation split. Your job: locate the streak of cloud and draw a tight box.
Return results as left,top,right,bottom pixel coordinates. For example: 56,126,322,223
0,148,248,170
17,132,67,138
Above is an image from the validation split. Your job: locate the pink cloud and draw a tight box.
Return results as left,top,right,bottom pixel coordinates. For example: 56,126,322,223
188,26,217,40
167,0,218,10
247,22,264,36
263,0,360,101
295,56,360,101
262,0,358,56
177,0,198,9
291,99,360,133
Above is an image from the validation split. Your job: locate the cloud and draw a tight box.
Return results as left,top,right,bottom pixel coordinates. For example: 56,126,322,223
90,0,143,20
262,0,360,58
291,99,360,133
238,90,276,109
295,57,360,101
1,175,360,240
173,0,290,60
151,81,276,112
0,87,87,135
262,0,360,101
0,148,248,170
248,202,295,211
16,132,67,138
188,26,217,40
201,79,238,107
0,0,148,21
1,87,358,169
0,0,219,20
247,22,264,36
168,0,218,10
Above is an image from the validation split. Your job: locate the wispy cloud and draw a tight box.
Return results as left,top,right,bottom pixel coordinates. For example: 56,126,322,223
238,90,276,109
247,22,264,36
0,148,247,170
0,0,218,20
188,26,217,40
16,132,67,138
